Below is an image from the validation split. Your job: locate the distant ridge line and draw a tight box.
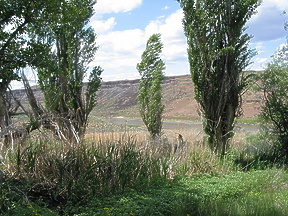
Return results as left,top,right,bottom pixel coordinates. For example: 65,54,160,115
101,74,191,87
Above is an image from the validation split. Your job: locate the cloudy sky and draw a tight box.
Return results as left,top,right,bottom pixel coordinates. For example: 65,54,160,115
90,0,288,81
11,0,288,88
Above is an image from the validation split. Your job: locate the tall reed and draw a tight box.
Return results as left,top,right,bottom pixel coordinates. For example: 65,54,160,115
3,133,172,205
1,128,242,207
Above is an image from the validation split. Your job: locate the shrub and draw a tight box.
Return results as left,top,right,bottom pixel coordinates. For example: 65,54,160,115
260,46,288,161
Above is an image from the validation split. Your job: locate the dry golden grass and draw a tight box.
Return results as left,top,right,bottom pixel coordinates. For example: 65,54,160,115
84,128,245,176
0,125,254,190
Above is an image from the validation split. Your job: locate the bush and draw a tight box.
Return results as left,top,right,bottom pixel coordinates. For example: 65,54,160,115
234,132,287,170
260,47,288,161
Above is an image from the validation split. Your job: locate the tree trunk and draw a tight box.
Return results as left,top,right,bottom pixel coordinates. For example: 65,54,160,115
0,92,6,140
0,82,9,142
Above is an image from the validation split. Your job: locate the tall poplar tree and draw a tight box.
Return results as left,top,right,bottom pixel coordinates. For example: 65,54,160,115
32,0,103,142
137,34,165,140
178,0,259,156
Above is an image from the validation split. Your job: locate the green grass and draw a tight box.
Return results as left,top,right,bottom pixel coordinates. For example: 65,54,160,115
3,168,288,215
235,117,260,125
62,169,288,216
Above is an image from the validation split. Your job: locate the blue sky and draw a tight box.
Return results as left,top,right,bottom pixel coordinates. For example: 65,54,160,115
89,0,288,82
100,1,182,31
12,0,288,88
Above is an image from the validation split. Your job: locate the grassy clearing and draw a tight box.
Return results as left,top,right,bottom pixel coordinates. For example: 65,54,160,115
1,127,288,215
63,169,288,216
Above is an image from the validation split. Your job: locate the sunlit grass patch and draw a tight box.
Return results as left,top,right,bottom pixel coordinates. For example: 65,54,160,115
63,168,288,216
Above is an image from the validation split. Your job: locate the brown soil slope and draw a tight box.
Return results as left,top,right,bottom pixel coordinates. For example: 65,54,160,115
95,75,262,119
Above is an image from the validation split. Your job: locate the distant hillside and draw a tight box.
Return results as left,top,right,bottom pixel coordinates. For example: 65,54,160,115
94,74,262,119
10,74,262,120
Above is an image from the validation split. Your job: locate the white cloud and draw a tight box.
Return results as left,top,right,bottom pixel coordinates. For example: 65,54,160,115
145,9,184,39
92,29,145,81
249,57,269,70
94,0,142,14
252,42,266,55
247,0,287,42
145,9,187,61
246,0,288,70
91,17,117,34
157,15,166,19
91,9,189,81
161,9,184,39
92,1,288,81
97,29,145,55
256,57,269,64
162,6,170,10
266,0,288,11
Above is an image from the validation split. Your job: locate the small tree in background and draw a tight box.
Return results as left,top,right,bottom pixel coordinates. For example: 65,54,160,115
137,33,165,140
178,0,259,156
260,43,288,160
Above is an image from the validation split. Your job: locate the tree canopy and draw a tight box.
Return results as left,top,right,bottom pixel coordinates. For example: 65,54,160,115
0,0,103,143
137,33,165,139
260,43,288,160
31,0,102,141
179,0,259,156
0,0,63,141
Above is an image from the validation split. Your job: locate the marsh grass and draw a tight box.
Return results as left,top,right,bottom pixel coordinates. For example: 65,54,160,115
2,126,287,215
2,131,181,209
86,128,236,176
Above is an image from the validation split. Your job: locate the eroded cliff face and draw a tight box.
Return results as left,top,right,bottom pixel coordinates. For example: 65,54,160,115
95,79,139,115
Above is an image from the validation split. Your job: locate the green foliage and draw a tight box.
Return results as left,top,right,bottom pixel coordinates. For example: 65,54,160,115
0,0,47,85
260,44,288,160
190,169,288,216
3,132,288,215
176,146,235,176
0,177,13,214
234,132,285,170
137,33,165,139
0,0,65,88
32,0,102,140
3,203,57,216
64,169,288,216
0,0,63,140
86,66,103,114
4,168,288,215
179,0,259,156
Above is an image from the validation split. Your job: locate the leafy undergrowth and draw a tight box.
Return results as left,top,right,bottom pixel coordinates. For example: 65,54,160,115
59,169,288,216
2,169,288,216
